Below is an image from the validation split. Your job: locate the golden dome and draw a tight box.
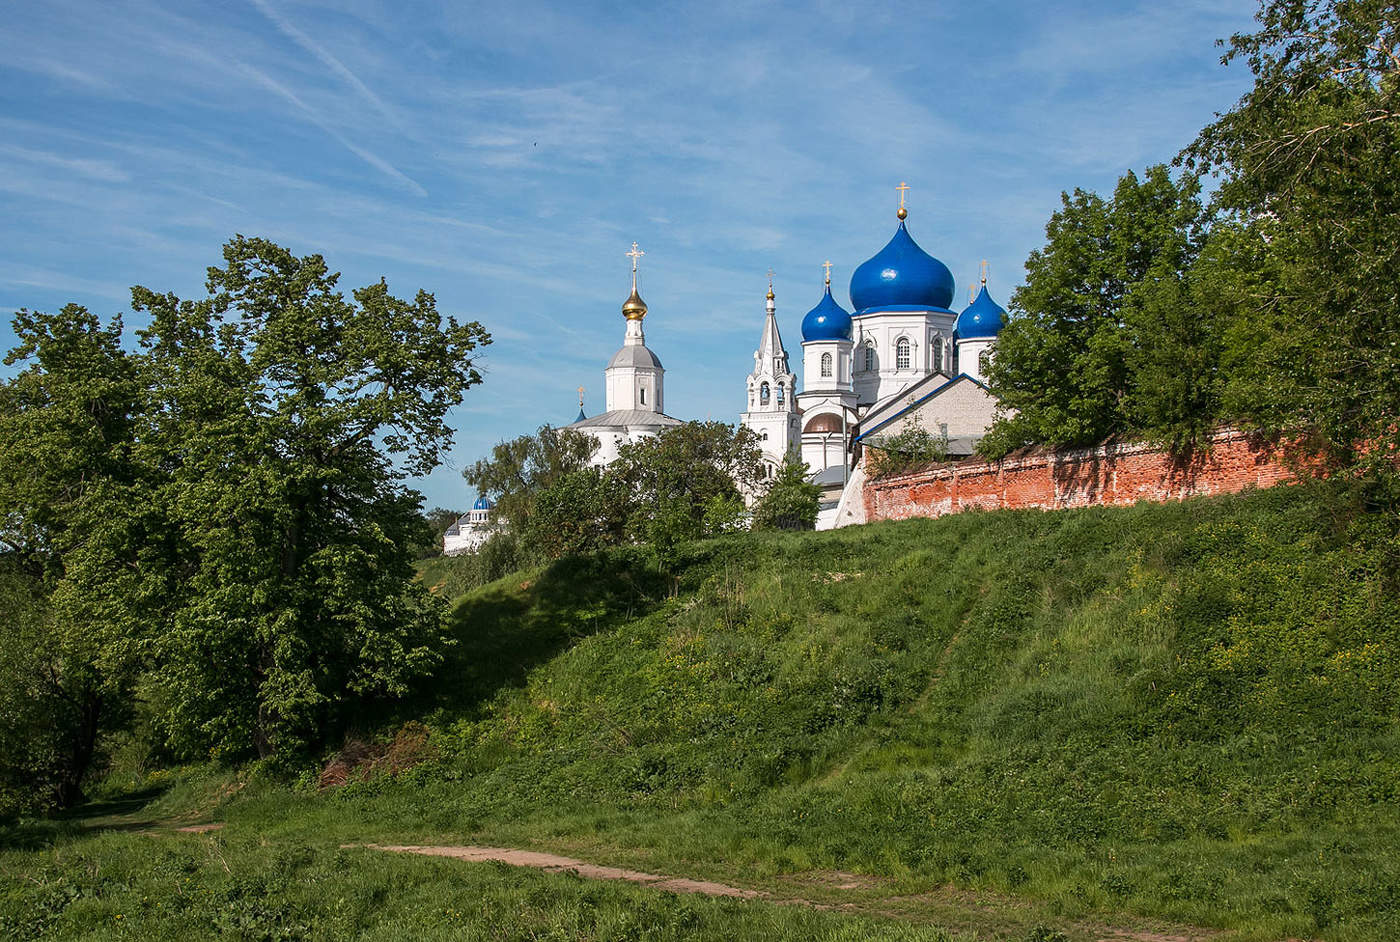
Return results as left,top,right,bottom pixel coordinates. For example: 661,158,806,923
622,287,648,320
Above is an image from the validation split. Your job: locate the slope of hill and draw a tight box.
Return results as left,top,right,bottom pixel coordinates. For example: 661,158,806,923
5,485,1398,940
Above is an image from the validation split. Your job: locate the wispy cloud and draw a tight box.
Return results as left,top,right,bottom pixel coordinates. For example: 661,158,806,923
235,61,427,197
246,0,402,125
0,143,129,183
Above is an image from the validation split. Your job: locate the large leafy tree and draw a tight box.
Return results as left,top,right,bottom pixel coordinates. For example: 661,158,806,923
980,166,1217,457
133,237,490,760
0,305,158,806
1188,0,1400,495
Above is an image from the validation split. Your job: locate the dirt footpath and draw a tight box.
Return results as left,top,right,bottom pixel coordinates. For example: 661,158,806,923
352,843,764,899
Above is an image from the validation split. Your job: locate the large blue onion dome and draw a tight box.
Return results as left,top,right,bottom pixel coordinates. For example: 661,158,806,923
472,495,494,511
801,284,853,342
849,220,956,314
955,282,1007,339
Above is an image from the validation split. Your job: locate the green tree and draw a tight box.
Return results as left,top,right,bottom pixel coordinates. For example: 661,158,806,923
980,166,1215,457
134,236,490,760
751,452,821,530
1188,0,1400,496
0,305,155,807
523,466,629,560
610,421,763,553
463,424,599,546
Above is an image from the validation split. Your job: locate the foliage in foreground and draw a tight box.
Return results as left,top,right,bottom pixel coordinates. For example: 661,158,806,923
0,237,489,813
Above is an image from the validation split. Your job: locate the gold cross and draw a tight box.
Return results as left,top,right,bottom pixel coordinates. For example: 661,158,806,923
896,182,910,209
980,259,989,284
766,267,775,288
822,260,833,285
577,385,585,406
626,241,644,272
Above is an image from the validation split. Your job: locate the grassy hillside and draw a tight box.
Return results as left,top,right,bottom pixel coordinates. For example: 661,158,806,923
5,485,1399,940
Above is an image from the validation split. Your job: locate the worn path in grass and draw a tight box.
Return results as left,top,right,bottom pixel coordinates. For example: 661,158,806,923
346,841,1223,942
349,843,763,898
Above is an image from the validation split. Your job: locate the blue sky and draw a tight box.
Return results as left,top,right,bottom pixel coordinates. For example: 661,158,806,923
1,0,1259,510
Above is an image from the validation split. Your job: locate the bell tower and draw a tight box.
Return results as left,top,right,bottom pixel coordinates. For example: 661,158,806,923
740,272,800,476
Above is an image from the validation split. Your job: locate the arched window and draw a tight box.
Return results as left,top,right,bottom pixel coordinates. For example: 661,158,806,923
776,382,785,404
896,337,912,370
864,342,876,372
761,430,769,441
760,381,770,405
930,333,943,373
821,352,833,377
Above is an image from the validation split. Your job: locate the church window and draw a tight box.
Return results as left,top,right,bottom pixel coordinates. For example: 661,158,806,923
821,352,833,377
864,343,875,372
640,387,647,405
777,383,785,404
931,334,943,373
896,337,912,370
760,382,770,405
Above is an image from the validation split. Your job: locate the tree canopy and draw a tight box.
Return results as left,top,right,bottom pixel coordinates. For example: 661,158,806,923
0,237,489,809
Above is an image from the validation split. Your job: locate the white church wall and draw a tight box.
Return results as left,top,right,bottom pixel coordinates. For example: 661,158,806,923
852,310,957,405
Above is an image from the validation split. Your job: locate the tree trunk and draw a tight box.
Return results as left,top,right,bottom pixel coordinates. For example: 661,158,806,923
54,693,102,808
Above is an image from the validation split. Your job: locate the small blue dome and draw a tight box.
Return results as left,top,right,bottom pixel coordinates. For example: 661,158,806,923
472,496,494,511
849,220,956,314
801,285,853,342
954,283,1007,340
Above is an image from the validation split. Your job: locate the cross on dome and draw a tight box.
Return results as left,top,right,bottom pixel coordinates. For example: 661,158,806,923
896,181,910,219
822,259,833,285
980,259,989,285
626,241,644,272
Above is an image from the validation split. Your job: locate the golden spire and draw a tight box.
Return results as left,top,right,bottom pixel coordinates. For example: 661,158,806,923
622,241,647,320
896,181,910,220
766,267,775,301
823,259,833,287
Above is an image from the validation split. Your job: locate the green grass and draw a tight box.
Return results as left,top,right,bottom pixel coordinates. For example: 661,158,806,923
5,484,1399,939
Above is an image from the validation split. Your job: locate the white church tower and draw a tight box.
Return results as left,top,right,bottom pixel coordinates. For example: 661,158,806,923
740,275,800,478
605,242,665,413
566,240,681,467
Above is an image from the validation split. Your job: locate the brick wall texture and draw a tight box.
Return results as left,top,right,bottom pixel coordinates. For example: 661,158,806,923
863,427,1299,523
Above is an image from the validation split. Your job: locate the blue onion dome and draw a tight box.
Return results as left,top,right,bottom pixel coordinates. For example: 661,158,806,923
849,219,956,314
472,496,494,511
801,284,853,342
954,282,1007,340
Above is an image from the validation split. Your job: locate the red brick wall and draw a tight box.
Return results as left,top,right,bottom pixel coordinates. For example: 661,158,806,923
863,428,1299,523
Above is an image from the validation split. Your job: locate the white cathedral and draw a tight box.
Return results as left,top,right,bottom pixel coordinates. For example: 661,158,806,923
557,190,1009,531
